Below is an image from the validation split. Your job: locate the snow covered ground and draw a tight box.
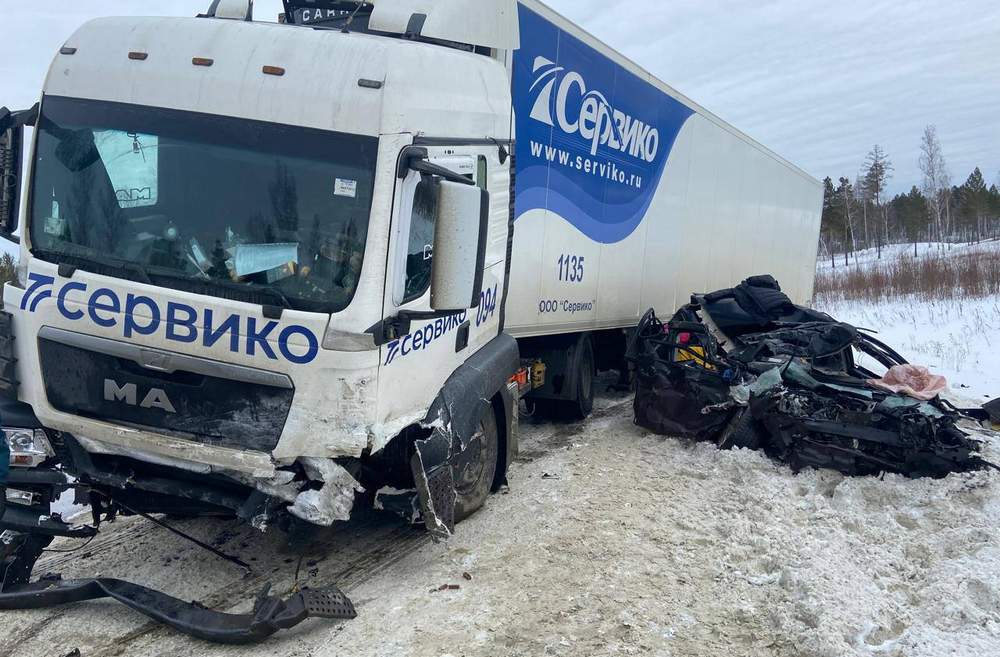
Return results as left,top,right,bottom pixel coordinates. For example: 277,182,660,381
4,243,1000,657
817,240,1000,274
815,241,1000,403
4,386,1000,657
814,295,1000,403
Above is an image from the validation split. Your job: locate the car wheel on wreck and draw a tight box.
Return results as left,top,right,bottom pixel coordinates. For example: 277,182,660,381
718,410,766,451
451,404,499,522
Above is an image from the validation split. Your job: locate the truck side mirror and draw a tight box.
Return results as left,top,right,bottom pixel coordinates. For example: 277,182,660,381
430,180,489,312
0,120,23,243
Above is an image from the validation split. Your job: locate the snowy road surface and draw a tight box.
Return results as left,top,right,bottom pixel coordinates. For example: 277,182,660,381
2,381,999,657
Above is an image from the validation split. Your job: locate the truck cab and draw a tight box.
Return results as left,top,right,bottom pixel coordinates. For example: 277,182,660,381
0,0,523,586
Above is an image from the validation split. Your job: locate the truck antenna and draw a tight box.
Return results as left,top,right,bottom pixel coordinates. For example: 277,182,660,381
341,2,366,33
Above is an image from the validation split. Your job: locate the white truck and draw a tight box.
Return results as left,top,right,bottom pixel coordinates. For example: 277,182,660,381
0,0,821,589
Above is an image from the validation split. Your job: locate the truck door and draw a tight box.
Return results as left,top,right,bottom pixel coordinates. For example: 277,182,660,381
376,144,507,433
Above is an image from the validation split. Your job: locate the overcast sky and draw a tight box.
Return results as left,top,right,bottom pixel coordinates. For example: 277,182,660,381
1,0,998,193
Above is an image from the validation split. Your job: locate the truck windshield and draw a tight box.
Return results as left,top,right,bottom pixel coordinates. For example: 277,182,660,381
29,96,378,313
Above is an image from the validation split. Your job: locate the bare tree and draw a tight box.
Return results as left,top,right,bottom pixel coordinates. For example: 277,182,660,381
863,145,893,257
854,173,870,249
837,177,857,262
918,125,950,244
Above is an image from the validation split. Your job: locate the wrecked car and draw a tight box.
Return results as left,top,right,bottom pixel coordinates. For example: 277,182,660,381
630,275,998,478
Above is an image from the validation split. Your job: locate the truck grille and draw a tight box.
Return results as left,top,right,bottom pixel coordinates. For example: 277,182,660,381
38,335,294,453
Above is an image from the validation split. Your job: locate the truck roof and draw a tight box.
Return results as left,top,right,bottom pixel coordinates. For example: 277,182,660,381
46,16,513,141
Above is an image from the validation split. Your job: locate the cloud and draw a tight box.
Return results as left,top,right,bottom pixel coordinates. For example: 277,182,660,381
545,0,1000,192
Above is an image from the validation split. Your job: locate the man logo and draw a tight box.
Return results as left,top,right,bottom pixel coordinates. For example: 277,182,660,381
104,379,177,414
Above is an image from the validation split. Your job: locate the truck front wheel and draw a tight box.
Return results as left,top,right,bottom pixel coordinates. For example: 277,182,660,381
451,404,499,522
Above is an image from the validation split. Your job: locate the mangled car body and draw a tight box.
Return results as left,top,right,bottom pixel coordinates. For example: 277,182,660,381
631,275,998,478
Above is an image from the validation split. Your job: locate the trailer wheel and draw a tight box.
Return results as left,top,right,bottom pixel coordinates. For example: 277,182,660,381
558,335,595,421
452,404,499,522
572,336,596,419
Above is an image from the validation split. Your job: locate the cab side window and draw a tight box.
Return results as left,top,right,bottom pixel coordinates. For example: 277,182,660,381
403,177,438,302
477,155,488,192
401,154,487,304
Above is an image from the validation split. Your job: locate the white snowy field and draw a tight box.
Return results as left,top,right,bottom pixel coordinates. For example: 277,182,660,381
6,242,1000,657
817,239,1000,274
7,394,1000,657
815,241,1000,403
814,295,1000,404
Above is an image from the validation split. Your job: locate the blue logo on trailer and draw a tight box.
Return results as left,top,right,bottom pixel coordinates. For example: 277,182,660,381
512,5,694,244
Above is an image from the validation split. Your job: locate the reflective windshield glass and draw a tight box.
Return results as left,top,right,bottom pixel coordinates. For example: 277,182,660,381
30,96,378,313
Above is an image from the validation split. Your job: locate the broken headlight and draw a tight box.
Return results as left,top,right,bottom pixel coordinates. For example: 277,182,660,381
5,488,38,506
3,428,54,468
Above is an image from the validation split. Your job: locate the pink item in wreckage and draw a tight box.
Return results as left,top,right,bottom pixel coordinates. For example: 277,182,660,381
868,365,948,401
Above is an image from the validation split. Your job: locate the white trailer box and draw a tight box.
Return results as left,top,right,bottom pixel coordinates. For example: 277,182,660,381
506,1,822,339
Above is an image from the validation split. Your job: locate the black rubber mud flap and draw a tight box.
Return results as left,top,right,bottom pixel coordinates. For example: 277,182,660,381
411,334,518,540
0,577,356,645
410,430,458,540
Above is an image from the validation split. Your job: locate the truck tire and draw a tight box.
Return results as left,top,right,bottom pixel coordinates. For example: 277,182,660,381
557,335,595,421
571,336,596,420
452,404,499,523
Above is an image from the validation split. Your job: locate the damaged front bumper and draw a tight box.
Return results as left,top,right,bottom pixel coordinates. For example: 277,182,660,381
1,403,98,590
0,425,361,644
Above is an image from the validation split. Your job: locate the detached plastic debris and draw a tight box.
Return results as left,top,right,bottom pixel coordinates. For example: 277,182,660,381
629,275,999,479
868,365,948,401
0,576,356,645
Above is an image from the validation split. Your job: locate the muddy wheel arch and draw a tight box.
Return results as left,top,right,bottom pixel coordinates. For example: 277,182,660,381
410,334,518,539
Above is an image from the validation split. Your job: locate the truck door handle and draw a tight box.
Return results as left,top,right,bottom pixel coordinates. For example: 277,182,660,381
455,321,470,353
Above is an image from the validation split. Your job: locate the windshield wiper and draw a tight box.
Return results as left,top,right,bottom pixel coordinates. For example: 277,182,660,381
32,249,152,285
138,266,293,316
260,286,292,309
32,249,295,315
